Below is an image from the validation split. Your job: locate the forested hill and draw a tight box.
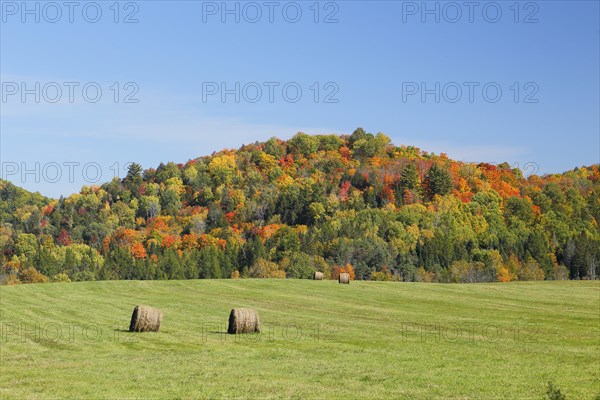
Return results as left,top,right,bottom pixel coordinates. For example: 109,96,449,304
1,180,48,223
2,129,599,284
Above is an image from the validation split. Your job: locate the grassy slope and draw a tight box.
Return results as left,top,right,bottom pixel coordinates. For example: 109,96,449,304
1,280,598,399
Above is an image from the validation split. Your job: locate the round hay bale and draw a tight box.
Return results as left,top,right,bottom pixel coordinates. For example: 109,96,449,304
338,272,350,284
129,305,163,332
313,271,324,280
228,308,260,334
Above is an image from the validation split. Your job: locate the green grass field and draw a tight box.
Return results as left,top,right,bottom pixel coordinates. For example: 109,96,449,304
1,280,599,399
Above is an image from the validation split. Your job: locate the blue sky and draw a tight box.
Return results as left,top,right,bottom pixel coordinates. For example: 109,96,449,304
1,0,599,198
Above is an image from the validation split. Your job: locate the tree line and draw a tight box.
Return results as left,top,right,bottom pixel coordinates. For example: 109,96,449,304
1,128,598,284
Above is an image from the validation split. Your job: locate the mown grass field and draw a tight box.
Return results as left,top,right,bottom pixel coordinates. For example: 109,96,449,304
1,280,599,399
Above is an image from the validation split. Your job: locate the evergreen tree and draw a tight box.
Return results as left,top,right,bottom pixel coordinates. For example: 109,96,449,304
425,164,453,199
400,163,420,190
124,162,143,196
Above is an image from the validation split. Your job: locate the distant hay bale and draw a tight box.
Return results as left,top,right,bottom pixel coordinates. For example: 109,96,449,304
228,308,260,334
338,272,350,284
129,305,163,332
313,271,324,280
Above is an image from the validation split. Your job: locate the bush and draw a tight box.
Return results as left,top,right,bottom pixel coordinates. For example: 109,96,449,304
518,259,545,281
545,382,566,400
551,264,570,280
51,273,71,283
0,273,20,285
449,261,495,283
371,268,392,281
249,258,285,279
396,263,417,282
72,270,97,282
496,267,512,282
415,267,435,283
19,267,49,284
281,252,316,279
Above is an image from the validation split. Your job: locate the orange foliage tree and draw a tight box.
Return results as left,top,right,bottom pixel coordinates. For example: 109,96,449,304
131,242,147,259
331,263,355,280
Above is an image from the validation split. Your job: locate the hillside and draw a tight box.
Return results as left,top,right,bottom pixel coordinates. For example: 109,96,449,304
0,179,48,228
1,129,599,284
2,280,599,399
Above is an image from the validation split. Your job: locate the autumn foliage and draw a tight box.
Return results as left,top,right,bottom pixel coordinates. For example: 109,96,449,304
332,264,355,280
0,129,598,284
